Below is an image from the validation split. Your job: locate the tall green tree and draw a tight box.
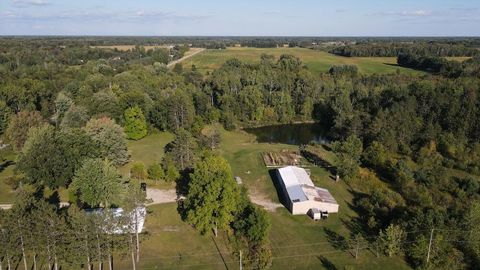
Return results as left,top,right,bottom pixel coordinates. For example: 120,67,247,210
53,92,73,126
166,90,195,132
169,129,197,170
17,125,97,188
61,105,90,129
333,135,363,179
379,224,405,257
70,158,125,208
0,100,12,136
84,117,129,166
124,106,148,140
464,201,480,260
184,155,240,236
5,110,44,151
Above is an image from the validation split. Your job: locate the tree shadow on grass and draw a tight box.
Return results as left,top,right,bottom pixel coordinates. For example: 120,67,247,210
324,228,348,251
318,256,338,270
0,160,14,173
175,168,193,221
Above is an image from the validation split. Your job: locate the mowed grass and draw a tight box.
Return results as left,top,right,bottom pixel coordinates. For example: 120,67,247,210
115,203,236,270
215,125,411,269
120,132,174,175
183,47,425,75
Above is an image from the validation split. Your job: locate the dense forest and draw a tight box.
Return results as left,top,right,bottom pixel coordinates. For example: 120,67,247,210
1,38,480,269
397,53,480,77
330,42,480,57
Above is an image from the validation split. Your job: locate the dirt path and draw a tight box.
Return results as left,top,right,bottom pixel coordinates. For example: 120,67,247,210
167,48,205,67
249,191,283,212
146,188,179,205
0,204,12,210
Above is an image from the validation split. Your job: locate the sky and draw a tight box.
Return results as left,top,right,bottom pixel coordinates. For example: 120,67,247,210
0,0,479,36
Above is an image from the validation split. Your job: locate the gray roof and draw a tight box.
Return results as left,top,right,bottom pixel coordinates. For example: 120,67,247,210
277,166,338,206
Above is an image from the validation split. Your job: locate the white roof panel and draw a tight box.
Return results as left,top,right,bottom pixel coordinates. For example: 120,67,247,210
277,166,314,188
277,166,338,207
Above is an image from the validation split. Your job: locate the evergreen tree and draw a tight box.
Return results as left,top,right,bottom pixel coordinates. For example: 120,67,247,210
169,129,197,170
124,106,148,140
379,224,405,257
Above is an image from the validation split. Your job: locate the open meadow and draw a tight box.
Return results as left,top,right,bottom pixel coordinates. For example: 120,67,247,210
182,47,426,75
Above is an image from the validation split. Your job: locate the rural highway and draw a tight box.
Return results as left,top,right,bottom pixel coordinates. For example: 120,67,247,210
167,48,205,68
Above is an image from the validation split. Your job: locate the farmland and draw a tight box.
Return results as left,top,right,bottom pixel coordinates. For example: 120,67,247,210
181,47,426,75
91,45,171,51
110,126,412,269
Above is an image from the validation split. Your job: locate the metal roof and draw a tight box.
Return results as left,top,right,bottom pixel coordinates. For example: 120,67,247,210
277,166,314,188
277,166,338,205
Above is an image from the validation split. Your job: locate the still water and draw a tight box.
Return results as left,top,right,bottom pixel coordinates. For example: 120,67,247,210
244,123,330,145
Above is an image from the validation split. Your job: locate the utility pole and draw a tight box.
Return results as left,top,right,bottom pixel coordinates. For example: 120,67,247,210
239,250,242,270
427,228,434,264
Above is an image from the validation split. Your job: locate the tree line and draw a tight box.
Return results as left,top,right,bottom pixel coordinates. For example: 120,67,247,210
397,53,480,78
330,42,480,57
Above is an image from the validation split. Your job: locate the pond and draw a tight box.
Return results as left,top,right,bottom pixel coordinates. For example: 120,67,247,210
244,123,331,145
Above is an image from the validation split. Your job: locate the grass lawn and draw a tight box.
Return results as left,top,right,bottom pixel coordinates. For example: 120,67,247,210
115,203,236,270
120,132,174,177
215,125,412,269
0,149,17,203
182,47,425,76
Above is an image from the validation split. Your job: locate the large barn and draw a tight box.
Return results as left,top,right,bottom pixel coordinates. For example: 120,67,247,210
276,166,339,215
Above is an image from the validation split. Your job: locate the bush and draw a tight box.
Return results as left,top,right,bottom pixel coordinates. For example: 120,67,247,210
147,163,164,181
4,175,22,190
130,162,147,180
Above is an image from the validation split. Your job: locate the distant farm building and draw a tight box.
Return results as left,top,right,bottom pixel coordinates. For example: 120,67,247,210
276,166,339,216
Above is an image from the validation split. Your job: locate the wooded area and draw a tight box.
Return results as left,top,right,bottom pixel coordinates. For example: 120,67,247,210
1,37,480,269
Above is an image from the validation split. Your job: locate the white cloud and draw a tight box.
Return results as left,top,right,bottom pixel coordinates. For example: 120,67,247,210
12,0,51,7
373,9,432,17
1,9,212,23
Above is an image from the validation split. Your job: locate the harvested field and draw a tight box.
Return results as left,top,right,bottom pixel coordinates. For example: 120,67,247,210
91,45,172,51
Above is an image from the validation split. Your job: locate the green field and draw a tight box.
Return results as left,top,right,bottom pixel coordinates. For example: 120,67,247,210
119,126,411,269
182,47,425,75
115,203,236,270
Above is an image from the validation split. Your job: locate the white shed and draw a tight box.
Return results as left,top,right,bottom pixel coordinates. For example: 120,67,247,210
276,166,339,215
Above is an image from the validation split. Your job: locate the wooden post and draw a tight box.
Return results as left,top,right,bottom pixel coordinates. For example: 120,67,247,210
239,250,242,270
427,228,434,264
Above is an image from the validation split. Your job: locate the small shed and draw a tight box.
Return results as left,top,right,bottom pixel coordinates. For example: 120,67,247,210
308,208,322,220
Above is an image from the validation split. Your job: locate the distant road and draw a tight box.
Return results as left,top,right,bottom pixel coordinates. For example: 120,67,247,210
0,202,70,210
167,48,205,68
